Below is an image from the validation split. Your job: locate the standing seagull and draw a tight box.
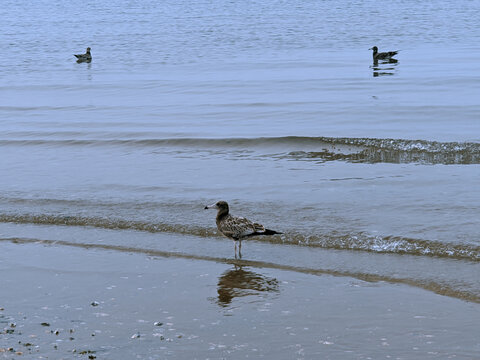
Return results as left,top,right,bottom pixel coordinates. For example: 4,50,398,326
204,201,282,259
74,47,92,63
369,46,398,61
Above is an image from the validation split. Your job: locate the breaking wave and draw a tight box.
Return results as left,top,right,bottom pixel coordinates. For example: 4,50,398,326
1,136,479,164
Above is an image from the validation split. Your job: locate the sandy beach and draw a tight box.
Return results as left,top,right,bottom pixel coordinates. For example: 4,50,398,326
1,240,478,359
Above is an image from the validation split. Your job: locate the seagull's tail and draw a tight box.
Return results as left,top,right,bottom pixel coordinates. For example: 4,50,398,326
244,228,282,238
262,228,283,236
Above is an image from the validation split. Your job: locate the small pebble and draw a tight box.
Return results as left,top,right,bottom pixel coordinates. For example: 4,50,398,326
91,301,99,307
79,350,95,355
154,322,163,326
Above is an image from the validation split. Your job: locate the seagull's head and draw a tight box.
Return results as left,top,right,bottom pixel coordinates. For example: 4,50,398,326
86,47,91,52
369,46,378,52
204,200,229,212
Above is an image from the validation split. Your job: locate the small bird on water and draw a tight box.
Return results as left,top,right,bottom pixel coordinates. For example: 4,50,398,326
369,46,398,61
74,47,92,63
204,201,282,259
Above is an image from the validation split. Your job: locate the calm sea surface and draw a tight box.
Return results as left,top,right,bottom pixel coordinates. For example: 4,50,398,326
1,0,480,316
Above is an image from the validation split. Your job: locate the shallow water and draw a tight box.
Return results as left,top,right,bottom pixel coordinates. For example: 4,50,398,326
1,0,480,329
2,242,479,359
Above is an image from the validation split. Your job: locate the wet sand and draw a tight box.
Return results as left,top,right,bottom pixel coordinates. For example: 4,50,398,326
1,240,479,359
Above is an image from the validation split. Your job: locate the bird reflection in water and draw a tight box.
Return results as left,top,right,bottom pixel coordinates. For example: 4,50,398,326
371,58,399,77
216,265,280,307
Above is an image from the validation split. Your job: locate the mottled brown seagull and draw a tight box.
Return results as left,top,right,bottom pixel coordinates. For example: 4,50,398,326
74,47,92,63
204,201,282,258
369,46,398,61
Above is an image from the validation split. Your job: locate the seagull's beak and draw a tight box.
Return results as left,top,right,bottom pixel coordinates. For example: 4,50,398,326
368,47,372,50
204,203,217,210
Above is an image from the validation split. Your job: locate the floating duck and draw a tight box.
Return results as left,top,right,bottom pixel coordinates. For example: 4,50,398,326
205,201,282,258
74,47,92,63
369,46,398,61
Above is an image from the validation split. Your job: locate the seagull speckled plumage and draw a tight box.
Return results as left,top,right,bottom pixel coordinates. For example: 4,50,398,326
369,46,398,61
204,201,282,258
74,47,92,63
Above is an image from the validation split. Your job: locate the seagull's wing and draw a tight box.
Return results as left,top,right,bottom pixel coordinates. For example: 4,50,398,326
252,222,266,232
218,215,261,239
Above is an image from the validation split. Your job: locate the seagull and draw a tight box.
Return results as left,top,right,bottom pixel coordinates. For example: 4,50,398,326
204,201,282,258
369,46,398,61
74,47,92,63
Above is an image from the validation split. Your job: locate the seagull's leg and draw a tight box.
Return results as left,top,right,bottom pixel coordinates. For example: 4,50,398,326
238,240,242,259
234,241,238,259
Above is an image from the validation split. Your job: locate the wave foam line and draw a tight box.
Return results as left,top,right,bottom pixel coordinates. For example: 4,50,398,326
1,213,478,262
0,213,216,238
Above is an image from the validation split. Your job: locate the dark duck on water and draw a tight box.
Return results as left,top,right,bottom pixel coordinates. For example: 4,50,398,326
369,46,398,61
205,201,282,259
74,47,92,63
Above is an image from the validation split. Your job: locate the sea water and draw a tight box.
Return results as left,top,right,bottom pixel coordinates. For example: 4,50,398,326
1,0,480,304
